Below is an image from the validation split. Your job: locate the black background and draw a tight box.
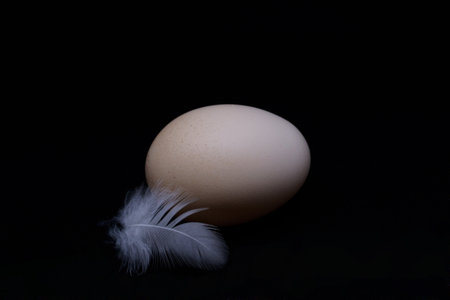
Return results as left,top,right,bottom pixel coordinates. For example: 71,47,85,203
2,1,449,299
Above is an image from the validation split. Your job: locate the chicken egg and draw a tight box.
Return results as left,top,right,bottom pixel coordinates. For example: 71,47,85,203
145,104,310,226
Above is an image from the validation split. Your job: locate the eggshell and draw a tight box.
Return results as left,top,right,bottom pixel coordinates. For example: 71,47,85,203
145,104,310,226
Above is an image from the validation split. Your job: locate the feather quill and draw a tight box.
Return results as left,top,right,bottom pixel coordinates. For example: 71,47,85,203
109,185,228,274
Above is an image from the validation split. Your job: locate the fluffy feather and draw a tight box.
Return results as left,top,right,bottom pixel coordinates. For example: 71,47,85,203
109,185,228,274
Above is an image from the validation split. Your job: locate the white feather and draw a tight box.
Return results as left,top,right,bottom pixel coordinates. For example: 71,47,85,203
109,185,228,274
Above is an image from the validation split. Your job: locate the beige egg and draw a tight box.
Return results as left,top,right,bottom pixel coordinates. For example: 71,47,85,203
145,104,310,226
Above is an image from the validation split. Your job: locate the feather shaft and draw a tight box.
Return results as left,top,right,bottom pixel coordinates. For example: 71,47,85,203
129,224,209,249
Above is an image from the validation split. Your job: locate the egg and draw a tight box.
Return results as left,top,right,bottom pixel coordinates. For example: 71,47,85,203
145,104,310,226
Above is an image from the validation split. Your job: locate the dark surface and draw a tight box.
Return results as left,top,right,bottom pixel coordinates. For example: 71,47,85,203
2,1,448,299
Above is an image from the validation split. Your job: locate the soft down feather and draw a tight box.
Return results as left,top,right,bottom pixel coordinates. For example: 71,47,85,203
109,185,228,274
